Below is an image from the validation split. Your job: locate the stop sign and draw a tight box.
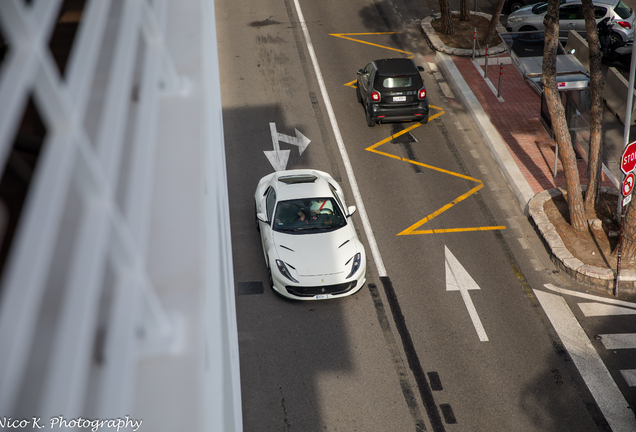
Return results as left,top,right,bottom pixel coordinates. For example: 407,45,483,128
621,141,636,174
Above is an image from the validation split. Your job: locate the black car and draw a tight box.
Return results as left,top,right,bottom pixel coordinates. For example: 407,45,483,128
356,58,429,127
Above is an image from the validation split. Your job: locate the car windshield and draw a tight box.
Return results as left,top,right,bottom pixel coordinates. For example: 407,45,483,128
532,0,565,14
532,2,548,14
614,0,632,19
272,198,347,233
375,74,422,90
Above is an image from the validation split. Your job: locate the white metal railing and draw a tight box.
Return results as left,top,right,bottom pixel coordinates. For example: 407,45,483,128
0,0,241,430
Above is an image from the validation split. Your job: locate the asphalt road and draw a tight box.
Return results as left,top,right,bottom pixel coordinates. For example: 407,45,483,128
217,0,634,430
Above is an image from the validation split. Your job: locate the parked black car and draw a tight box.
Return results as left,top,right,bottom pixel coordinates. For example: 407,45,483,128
356,58,429,127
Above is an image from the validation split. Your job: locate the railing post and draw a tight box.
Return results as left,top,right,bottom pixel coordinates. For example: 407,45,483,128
472,27,477,61
497,63,503,97
484,44,489,78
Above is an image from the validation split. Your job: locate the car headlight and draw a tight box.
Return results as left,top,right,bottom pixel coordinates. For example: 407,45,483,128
508,16,527,23
276,259,299,283
346,253,362,279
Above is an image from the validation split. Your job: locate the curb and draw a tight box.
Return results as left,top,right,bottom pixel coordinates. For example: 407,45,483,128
528,188,636,295
421,12,507,57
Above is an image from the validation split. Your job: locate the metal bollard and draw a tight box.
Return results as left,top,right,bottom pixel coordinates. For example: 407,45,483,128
472,27,477,61
484,44,489,78
497,63,503,97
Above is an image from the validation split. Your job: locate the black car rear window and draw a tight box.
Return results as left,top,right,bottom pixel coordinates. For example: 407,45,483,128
615,0,632,19
374,74,422,90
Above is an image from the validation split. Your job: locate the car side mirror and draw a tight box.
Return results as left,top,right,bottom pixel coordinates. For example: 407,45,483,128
347,206,357,217
257,213,269,224
417,65,425,71
357,68,364,75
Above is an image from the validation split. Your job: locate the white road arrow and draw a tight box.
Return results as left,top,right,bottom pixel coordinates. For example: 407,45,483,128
264,122,311,171
445,246,489,342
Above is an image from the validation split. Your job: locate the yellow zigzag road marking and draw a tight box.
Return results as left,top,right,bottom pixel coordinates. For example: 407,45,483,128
330,33,414,58
330,32,505,235
364,112,506,235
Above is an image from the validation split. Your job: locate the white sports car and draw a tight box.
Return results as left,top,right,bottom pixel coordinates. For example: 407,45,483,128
254,169,367,300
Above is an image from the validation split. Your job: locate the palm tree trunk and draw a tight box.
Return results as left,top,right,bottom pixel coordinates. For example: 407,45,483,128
542,0,587,231
484,0,506,45
460,0,471,21
439,0,454,35
581,0,604,211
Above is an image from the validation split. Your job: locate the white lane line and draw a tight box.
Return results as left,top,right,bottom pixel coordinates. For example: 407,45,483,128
544,283,636,309
598,333,636,350
620,369,636,387
292,0,386,277
579,302,636,317
534,289,636,432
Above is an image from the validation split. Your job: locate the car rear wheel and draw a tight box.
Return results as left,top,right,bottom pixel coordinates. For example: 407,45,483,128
365,107,376,127
420,115,428,125
610,32,622,46
356,86,362,103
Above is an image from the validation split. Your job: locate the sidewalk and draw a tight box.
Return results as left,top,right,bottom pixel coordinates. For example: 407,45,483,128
430,46,636,294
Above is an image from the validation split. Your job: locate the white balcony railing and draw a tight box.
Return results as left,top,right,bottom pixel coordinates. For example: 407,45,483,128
0,0,241,430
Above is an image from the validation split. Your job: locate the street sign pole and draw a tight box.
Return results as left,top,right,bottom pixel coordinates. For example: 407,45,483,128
615,198,629,297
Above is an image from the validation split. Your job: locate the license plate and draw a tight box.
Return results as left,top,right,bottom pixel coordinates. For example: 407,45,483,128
393,96,406,102
315,294,330,299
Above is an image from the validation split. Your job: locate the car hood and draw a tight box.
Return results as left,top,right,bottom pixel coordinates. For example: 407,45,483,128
273,229,360,276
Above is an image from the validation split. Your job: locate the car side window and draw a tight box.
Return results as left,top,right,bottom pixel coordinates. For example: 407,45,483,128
265,187,276,222
594,6,607,19
559,4,581,20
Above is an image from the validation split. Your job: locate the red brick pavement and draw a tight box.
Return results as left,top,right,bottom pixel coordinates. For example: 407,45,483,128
451,55,616,194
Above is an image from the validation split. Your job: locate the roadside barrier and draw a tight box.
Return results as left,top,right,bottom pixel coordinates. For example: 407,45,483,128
604,67,636,125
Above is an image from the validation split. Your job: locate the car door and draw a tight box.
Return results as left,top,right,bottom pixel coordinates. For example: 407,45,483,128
559,4,583,40
576,6,607,38
357,63,374,103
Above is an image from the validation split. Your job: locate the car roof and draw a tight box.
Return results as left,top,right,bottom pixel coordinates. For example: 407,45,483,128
272,169,336,201
373,58,418,76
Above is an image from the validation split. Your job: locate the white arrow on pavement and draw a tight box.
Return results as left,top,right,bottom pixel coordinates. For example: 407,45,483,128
264,122,311,171
445,246,489,342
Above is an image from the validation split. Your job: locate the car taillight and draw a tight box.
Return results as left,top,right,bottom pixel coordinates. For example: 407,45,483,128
418,88,427,99
371,91,380,101
618,21,631,29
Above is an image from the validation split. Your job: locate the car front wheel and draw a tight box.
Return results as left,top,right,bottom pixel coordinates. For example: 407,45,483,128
508,0,525,13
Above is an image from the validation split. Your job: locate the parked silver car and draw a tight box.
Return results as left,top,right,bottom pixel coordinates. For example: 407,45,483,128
506,0,635,43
